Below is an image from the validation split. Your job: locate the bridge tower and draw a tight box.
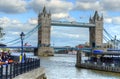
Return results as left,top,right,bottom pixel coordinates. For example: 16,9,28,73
38,6,54,56
89,11,103,48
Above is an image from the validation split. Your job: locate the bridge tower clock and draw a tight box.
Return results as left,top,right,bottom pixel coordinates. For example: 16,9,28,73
89,11,103,48
38,6,54,56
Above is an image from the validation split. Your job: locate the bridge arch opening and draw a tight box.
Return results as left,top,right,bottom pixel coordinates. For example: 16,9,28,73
51,26,89,47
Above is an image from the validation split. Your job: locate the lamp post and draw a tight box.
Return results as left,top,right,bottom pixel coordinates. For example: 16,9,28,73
20,32,25,62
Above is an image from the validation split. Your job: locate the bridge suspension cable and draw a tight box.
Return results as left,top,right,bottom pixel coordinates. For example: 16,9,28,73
103,28,113,40
103,35,110,42
103,28,120,49
5,24,41,45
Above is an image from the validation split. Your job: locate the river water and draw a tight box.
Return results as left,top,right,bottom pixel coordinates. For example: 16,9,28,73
40,54,120,79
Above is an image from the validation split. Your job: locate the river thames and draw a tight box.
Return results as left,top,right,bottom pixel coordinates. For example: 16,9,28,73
40,54,120,79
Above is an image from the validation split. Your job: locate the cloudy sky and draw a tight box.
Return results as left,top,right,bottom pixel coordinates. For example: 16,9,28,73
0,0,120,47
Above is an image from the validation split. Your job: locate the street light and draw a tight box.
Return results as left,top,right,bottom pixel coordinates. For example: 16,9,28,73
20,32,25,63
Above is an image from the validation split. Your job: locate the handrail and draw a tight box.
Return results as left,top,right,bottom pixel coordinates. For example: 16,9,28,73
0,57,40,79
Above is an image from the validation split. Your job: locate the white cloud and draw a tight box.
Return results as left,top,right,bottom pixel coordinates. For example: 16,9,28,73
30,0,74,20
11,20,21,24
11,32,20,35
74,0,120,12
0,17,38,46
28,18,38,24
30,0,73,13
112,17,120,24
101,0,120,11
0,17,10,25
74,1,102,11
52,13,76,22
104,18,112,24
0,0,27,13
104,16,120,24
0,17,26,31
52,13,69,20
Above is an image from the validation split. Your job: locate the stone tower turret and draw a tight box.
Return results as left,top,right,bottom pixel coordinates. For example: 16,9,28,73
89,11,103,48
38,6,54,56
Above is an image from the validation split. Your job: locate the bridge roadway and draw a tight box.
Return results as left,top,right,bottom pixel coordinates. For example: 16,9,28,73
51,21,95,28
1,46,120,52
0,46,91,50
0,46,92,52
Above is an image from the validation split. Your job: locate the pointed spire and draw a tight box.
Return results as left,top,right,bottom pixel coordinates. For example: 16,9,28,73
43,6,46,13
94,11,99,17
48,10,51,17
89,15,92,21
38,9,41,17
39,9,41,14
101,13,103,20
93,10,100,21
49,10,51,14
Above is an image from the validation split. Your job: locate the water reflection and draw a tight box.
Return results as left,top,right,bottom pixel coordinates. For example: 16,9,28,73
40,54,120,79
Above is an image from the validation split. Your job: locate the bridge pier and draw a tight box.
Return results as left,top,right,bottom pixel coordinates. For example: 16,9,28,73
38,47,54,56
75,50,82,67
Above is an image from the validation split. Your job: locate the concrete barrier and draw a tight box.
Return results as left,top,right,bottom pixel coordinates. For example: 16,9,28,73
13,67,47,79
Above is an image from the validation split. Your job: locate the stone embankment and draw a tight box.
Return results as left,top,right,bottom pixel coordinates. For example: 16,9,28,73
13,67,47,79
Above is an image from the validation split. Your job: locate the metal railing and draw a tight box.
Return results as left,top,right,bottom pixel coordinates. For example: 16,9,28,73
0,58,40,79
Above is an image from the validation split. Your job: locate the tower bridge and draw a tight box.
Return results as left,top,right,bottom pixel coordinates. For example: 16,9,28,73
37,6,103,56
